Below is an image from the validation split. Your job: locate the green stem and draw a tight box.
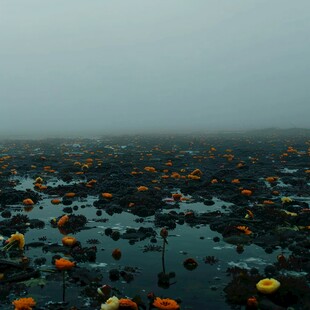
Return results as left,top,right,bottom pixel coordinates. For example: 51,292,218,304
3,240,18,251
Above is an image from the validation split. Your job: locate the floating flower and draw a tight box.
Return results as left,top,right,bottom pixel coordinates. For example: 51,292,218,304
23,198,34,206
153,297,180,310
245,209,254,219
137,186,148,191
263,200,274,205
4,232,25,250
57,215,69,227
101,296,119,310
256,278,280,294
35,177,43,183
102,192,113,199
190,169,202,176
187,174,200,180
265,176,278,183
51,198,61,205
144,166,156,172
55,258,75,271
231,179,240,184
241,189,252,196
236,226,252,235
281,197,292,204
12,297,36,310
282,210,298,216
119,298,138,310
62,236,77,247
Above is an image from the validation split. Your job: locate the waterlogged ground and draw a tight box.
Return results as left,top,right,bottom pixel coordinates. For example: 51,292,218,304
0,131,309,309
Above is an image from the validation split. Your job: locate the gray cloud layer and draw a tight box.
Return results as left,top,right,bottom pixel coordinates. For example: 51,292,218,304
1,0,309,137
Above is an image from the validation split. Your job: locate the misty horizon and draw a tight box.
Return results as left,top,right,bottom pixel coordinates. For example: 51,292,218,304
1,1,309,137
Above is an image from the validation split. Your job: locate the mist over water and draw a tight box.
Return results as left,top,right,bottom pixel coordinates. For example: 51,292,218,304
1,0,310,138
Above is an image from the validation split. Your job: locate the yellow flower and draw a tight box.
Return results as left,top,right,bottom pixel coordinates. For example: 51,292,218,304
282,210,298,216
281,197,292,203
7,233,25,250
101,296,119,310
256,278,280,294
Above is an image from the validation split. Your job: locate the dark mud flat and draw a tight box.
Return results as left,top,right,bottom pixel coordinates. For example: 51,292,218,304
0,130,310,310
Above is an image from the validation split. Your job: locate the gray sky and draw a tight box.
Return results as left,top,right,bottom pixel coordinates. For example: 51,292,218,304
1,0,309,136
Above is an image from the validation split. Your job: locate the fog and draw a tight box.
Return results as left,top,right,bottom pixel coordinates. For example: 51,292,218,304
0,0,309,137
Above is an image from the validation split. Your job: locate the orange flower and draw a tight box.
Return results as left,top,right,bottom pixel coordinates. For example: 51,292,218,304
23,198,34,206
55,258,75,271
102,192,113,199
137,186,148,191
51,198,61,205
265,176,278,183
190,169,202,176
65,192,76,198
263,200,274,205
231,179,240,184
153,297,180,310
236,226,252,235
119,298,138,310
12,297,36,310
62,236,77,246
187,174,200,180
57,215,69,227
241,189,252,196
144,166,156,172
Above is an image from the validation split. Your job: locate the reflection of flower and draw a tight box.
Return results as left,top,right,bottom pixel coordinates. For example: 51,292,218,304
6,232,25,250
112,248,122,260
55,258,75,271
12,297,36,310
119,298,138,310
247,296,258,307
183,258,198,270
241,189,252,196
256,278,280,294
153,297,180,310
101,296,119,310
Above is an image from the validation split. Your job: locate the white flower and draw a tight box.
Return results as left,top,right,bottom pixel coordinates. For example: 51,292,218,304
100,296,119,310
